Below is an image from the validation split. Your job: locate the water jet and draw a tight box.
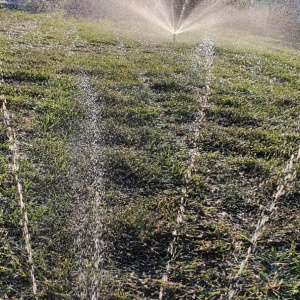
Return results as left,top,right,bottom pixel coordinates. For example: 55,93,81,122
125,0,211,41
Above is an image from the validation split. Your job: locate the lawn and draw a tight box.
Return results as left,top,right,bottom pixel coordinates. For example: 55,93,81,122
0,8,299,299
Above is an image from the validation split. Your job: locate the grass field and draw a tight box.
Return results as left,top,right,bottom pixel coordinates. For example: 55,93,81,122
0,8,299,299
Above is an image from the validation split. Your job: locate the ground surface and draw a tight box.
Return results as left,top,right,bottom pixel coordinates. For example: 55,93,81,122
0,8,300,300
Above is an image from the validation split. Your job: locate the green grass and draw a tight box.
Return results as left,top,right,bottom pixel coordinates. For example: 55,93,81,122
0,8,299,299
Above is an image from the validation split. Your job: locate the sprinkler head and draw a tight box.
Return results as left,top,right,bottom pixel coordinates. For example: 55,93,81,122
173,32,176,42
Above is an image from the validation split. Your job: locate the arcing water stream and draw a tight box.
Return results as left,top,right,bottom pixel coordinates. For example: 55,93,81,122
228,148,300,299
70,74,107,299
159,39,214,300
1,63,38,298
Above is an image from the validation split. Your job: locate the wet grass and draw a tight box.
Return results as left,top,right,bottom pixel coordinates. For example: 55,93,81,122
0,8,300,300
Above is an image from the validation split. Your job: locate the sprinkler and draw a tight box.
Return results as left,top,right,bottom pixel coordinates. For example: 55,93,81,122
173,32,176,42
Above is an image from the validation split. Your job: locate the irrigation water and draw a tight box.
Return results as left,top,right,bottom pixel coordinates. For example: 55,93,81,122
1,68,37,297
70,3,218,297
2,0,300,299
70,74,108,299
68,1,299,299
228,147,300,299
159,38,214,300
125,0,221,42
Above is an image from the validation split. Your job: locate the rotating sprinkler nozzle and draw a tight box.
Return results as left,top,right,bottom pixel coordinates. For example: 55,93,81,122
173,32,176,42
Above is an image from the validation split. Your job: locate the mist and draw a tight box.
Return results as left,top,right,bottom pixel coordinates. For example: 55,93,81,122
62,0,300,45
